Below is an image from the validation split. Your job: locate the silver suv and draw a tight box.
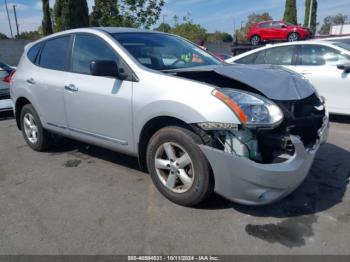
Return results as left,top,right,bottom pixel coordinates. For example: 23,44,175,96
11,28,329,206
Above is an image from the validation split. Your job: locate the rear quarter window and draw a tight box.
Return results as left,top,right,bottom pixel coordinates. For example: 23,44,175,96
27,43,43,64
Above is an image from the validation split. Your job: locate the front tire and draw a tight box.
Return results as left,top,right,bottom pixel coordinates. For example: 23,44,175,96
146,126,213,206
20,104,51,152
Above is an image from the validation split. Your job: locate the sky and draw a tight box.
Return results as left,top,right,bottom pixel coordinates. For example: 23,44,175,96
0,0,349,37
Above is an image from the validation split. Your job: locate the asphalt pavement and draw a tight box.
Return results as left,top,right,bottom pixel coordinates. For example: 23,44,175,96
0,112,349,255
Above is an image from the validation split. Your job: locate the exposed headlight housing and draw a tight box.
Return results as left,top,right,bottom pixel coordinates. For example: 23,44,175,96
212,88,284,127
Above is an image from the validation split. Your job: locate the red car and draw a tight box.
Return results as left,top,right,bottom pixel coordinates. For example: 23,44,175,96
247,20,312,46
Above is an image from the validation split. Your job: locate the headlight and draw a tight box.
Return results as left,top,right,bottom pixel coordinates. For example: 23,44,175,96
212,88,283,127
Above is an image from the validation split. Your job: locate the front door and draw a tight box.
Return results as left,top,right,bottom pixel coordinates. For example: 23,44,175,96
64,34,134,152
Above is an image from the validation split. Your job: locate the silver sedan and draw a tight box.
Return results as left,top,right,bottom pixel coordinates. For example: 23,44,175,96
11,28,328,206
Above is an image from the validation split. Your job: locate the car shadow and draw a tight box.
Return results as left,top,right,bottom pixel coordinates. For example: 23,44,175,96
198,143,350,218
330,114,350,124
48,137,144,173
0,111,14,121
51,137,349,218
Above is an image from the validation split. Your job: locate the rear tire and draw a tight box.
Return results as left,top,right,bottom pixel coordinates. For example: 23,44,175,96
20,104,51,152
288,32,299,42
251,35,261,46
146,126,214,207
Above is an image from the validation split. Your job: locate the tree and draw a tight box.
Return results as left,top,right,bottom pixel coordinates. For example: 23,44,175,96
234,12,272,44
120,0,165,28
16,31,42,40
283,0,297,25
318,13,348,35
155,23,171,33
170,16,206,42
303,0,317,34
42,0,53,36
206,31,233,43
90,0,121,26
90,0,165,28
0,33,9,40
54,0,89,32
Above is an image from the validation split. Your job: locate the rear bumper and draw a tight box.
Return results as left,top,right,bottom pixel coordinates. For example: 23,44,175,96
200,115,329,205
0,99,13,112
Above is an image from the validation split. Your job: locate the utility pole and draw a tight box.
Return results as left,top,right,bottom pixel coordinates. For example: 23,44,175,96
162,15,167,31
13,4,19,38
308,0,313,28
4,0,14,38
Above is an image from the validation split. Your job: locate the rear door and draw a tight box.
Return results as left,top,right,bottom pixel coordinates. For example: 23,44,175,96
63,33,134,152
291,44,350,114
31,35,71,128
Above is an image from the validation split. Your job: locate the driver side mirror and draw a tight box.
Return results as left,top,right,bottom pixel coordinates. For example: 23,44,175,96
90,60,128,80
337,64,350,74
281,24,287,28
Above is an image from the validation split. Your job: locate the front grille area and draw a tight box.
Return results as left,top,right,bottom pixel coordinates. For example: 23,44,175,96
256,93,325,163
0,88,10,100
276,93,325,147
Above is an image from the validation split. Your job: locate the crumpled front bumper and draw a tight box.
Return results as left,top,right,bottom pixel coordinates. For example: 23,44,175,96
200,115,329,205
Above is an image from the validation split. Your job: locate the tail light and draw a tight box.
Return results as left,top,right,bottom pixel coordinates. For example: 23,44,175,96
3,69,16,84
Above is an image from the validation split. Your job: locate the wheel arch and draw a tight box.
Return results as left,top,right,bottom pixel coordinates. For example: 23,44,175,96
137,116,197,171
15,97,32,130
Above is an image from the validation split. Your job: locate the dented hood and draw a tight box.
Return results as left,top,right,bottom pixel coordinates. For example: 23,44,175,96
169,64,315,101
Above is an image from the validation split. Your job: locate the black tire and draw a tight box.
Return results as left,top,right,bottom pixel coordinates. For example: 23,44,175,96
251,35,261,46
146,126,214,207
288,32,299,42
20,104,51,152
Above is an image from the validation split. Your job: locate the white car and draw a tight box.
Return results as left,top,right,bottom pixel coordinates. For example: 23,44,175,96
226,40,350,115
0,61,14,112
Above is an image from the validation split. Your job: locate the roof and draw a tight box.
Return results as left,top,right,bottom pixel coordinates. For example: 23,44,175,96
95,27,164,34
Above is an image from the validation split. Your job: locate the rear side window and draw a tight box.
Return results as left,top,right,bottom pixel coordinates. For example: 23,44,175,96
27,43,42,64
264,46,295,65
258,22,271,28
235,53,258,64
39,36,70,71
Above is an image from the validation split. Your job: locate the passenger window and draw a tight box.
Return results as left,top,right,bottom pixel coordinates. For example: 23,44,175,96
301,45,350,66
39,36,70,70
72,34,118,74
27,43,42,64
264,46,294,65
258,22,271,28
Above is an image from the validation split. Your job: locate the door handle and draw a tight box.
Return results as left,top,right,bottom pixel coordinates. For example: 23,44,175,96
65,84,78,92
300,71,311,75
26,78,36,84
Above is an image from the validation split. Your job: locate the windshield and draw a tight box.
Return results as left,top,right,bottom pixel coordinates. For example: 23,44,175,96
112,32,221,70
333,42,350,51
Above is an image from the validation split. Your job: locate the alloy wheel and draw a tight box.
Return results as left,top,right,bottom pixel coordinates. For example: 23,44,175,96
23,113,39,144
154,142,194,194
288,33,299,42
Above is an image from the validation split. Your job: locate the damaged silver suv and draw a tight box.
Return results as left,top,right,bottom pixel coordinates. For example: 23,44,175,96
11,28,329,206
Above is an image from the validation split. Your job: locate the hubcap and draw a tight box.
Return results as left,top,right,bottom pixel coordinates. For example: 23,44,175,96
23,113,38,144
154,142,194,193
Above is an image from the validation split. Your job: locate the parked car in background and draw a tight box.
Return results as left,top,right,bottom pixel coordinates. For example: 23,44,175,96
248,20,312,46
11,28,328,206
226,41,350,115
0,60,15,112
320,36,350,45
